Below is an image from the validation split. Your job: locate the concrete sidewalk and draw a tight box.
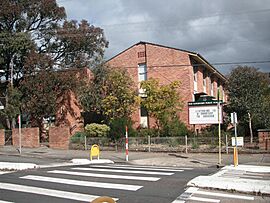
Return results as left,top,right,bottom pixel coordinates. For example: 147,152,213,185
187,164,270,195
0,145,269,167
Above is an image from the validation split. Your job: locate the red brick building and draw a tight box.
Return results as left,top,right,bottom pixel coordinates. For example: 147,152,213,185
107,41,227,129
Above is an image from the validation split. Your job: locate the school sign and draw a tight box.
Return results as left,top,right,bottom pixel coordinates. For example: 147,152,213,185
188,96,223,125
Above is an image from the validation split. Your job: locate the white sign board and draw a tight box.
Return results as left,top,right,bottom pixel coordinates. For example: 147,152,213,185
232,137,244,146
189,105,223,124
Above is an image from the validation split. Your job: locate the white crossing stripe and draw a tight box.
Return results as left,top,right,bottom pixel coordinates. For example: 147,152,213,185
189,196,220,203
0,182,118,202
112,164,193,170
90,165,185,172
73,167,174,175
193,189,255,200
0,200,14,203
21,175,143,191
48,170,160,181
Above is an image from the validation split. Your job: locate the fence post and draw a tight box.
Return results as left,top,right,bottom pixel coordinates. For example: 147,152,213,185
185,135,188,154
225,134,228,154
84,136,87,150
148,135,151,152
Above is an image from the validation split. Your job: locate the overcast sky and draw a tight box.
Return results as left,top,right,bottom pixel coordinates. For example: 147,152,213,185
57,0,270,74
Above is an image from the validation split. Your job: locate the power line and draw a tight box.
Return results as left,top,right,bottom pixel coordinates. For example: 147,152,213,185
109,60,270,69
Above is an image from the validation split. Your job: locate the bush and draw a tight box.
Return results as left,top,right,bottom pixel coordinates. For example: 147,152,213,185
109,117,137,140
70,131,88,143
161,117,190,137
85,123,110,137
137,128,158,137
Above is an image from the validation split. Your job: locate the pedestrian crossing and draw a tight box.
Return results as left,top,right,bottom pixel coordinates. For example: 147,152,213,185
172,187,256,203
0,164,190,202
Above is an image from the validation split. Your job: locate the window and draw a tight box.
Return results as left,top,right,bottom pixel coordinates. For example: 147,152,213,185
210,79,214,96
193,67,198,91
140,106,148,128
203,70,207,93
138,63,147,82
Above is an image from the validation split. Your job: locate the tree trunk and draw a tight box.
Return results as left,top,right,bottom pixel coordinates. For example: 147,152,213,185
248,112,253,143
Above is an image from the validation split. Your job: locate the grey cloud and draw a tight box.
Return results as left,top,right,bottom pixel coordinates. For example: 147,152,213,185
57,0,270,74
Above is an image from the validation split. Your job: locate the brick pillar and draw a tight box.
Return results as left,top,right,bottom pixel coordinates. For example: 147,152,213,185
258,129,270,150
49,126,70,150
12,128,40,148
0,129,4,146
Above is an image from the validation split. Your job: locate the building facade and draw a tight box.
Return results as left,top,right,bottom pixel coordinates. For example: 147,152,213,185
107,41,227,129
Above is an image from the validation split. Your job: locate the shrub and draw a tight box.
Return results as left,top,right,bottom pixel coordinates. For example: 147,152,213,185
137,128,158,137
161,117,190,137
70,131,88,143
85,123,110,137
109,117,137,140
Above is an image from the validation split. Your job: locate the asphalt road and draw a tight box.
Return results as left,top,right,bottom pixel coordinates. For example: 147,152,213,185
0,163,216,203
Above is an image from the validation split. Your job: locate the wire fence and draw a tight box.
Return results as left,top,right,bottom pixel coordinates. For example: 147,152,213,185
70,135,260,153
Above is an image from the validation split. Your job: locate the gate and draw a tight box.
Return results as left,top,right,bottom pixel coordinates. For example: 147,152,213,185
4,129,12,145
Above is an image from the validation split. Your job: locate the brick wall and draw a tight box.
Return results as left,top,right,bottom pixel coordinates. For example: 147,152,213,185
258,130,270,150
107,42,227,129
12,128,39,148
49,126,70,149
0,129,4,146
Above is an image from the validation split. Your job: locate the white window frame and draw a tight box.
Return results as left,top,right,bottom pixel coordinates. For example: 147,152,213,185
138,63,147,82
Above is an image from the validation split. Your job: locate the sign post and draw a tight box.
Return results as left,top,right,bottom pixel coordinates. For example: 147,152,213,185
125,126,129,162
231,112,238,167
188,96,223,166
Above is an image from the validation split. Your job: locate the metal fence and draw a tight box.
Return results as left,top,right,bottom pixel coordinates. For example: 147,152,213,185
70,135,260,153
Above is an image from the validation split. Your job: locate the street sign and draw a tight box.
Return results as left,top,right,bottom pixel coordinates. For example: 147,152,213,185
232,137,244,147
231,112,238,124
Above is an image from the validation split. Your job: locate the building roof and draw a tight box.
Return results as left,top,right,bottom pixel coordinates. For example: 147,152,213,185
107,41,227,81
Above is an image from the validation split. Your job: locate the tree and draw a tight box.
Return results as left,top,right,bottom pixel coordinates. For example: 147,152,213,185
79,65,138,124
140,78,183,134
226,66,270,141
0,0,108,128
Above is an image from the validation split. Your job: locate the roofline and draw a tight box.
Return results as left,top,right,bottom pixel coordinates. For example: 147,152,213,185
106,41,198,62
191,53,227,81
107,41,227,81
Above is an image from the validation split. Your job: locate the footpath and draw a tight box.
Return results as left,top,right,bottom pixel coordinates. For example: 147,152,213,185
0,146,270,195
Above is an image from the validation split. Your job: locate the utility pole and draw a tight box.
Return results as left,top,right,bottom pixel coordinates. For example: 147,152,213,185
218,89,222,165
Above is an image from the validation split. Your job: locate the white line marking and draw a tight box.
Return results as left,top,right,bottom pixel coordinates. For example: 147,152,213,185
112,164,193,170
0,200,14,203
189,196,220,203
90,165,185,172
0,182,118,202
21,175,142,191
194,190,255,200
48,170,160,181
73,167,174,175
171,187,199,203
171,200,185,203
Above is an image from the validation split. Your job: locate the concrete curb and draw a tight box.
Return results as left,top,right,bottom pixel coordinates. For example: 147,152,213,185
187,164,270,195
0,162,39,171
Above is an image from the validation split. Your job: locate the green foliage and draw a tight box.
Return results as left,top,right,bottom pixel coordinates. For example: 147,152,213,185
137,128,158,137
70,131,88,143
0,0,108,128
109,117,137,140
161,116,190,137
140,78,183,134
226,66,270,131
85,123,110,137
79,65,138,123
0,86,22,119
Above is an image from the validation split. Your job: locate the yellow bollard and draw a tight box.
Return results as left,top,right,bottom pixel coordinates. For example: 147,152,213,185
233,147,238,167
91,196,116,203
90,144,100,161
